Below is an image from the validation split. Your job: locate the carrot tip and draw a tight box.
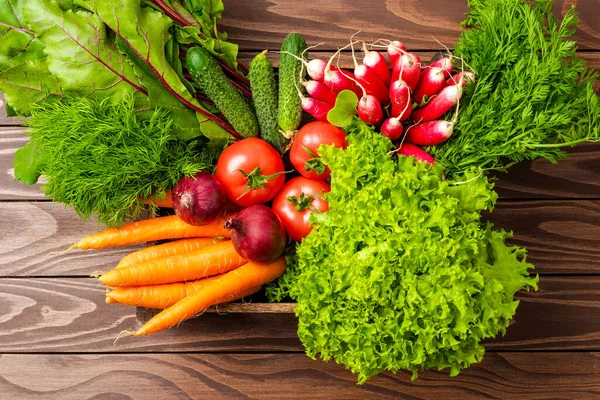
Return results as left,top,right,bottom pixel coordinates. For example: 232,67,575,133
43,245,75,261
114,330,135,344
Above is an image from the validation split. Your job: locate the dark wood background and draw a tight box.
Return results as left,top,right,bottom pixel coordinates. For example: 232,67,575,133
1,0,599,398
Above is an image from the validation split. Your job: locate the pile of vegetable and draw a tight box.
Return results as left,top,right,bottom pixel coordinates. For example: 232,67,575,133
3,0,600,385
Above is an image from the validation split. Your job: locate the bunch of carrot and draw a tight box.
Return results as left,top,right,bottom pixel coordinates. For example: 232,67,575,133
72,214,286,336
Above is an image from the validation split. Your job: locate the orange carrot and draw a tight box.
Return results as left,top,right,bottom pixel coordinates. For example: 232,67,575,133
99,240,245,287
133,256,287,336
139,190,173,208
106,276,261,308
74,214,233,250
116,237,228,269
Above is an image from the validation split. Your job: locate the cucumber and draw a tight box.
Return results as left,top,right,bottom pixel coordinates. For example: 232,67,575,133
277,32,307,137
186,47,259,138
249,51,288,153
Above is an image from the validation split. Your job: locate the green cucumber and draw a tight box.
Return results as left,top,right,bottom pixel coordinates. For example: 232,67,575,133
249,51,288,153
278,32,307,137
186,47,259,138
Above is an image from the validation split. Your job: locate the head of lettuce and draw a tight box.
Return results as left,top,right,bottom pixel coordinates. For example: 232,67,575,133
268,119,538,384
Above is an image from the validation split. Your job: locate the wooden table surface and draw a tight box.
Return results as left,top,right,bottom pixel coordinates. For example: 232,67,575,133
1,1,600,399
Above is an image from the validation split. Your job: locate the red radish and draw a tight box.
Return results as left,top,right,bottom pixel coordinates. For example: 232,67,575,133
307,59,328,81
323,43,363,97
357,94,384,125
411,82,462,122
405,120,454,146
303,80,337,104
362,45,392,86
381,117,403,140
386,40,407,65
443,71,476,88
412,66,446,104
279,51,328,82
354,65,389,105
389,79,412,121
430,57,453,78
302,96,334,122
344,68,384,126
392,53,421,91
397,143,435,165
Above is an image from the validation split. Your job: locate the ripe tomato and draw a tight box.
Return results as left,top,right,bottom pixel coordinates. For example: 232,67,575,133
272,177,330,242
216,138,286,207
289,121,347,180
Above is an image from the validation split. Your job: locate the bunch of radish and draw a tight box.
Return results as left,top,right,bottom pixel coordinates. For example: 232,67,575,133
296,39,475,165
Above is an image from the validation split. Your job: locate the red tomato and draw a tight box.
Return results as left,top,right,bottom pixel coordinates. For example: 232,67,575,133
216,138,286,207
289,121,347,180
272,177,330,242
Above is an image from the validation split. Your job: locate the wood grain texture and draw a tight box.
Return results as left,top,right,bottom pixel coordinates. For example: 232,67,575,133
1,276,599,353
0,278,300,353
487,200,600,274
1,200,597,276
0,202,144,276
0,353,598,399
221,0,600,51
493,143,600,199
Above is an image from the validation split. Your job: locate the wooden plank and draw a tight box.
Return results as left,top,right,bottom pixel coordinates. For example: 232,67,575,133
221,0,600,51
494,143,600,199
0,276,598,353
0,353,598,399
485,200,600,274
1,200,597,276
1,126,600,202
0,202,144,277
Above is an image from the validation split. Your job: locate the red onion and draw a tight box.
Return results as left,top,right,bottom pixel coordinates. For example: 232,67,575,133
224,205,287,264
172,172,227,226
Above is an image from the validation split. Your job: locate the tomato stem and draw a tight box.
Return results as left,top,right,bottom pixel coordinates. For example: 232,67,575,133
302,146,326,175
235,167,288,200
287,192,319,212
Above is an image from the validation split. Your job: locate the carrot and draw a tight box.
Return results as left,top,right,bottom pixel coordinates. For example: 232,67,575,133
139,190,173,208
106,276,261,308
116,238,228,269
74,214,233,250
132,256,287,336
99,240,245,287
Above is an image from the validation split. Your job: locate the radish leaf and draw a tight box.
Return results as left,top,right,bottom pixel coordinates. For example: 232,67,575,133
327,89,358,128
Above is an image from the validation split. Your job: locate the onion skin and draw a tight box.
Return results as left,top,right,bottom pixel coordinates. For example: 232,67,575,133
225,205,287,264
172,172,227,226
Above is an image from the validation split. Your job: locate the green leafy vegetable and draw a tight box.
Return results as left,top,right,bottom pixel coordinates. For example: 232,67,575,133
24,0,147,103
431,0,600,175
76,0,228,140
268,119,538,383
13,139,46,185
327,90,358,128
26,96,215,227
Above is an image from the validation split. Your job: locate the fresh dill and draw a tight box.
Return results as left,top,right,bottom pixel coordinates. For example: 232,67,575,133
28,96,216,227
431,0,600,176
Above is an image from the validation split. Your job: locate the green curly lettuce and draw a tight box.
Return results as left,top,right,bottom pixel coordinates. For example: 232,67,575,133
268,119,538,383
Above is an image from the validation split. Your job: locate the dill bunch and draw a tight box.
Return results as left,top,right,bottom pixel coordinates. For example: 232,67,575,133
29,96,216,227
431,0,600,175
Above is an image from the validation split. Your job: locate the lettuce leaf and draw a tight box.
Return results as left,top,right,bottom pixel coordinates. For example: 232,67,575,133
269,119,538,383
